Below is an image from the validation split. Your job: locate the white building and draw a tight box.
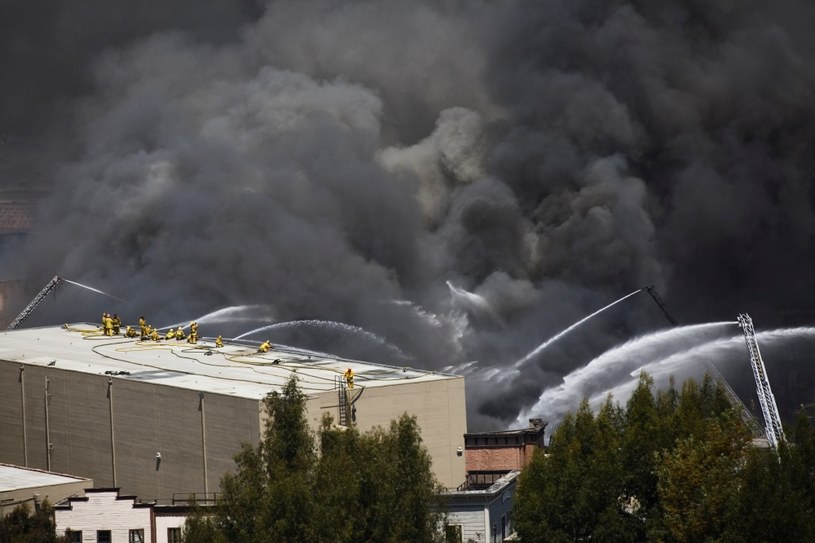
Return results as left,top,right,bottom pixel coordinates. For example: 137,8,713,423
0,323,466,499
444,471,519,543
55,488,201,543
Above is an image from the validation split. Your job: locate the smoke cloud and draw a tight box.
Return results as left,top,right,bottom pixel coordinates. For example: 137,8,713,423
4,0,815,430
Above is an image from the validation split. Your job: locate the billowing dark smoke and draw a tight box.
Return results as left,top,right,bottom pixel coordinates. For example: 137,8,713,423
4,0,815,430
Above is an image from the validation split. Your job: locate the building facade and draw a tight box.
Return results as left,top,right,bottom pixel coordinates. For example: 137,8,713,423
464,419,546,473
0,324,466,500
54,488,201,543
445,471,519,543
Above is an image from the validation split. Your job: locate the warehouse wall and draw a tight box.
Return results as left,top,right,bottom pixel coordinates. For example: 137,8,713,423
313,377,467,489
0,360,261,501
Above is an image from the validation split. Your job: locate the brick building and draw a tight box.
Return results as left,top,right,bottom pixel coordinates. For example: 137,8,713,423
463,418,546,474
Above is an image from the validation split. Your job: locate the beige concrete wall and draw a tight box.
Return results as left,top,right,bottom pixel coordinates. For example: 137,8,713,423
310,377,467,490
0,358,465,496
0,363,26,467
0,360,261,501
0,479,90,516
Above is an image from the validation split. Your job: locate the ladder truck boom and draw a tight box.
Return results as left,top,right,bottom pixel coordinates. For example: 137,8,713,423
737,313,785,448
644,286,679,326
7,276,63,331
645,286,761,437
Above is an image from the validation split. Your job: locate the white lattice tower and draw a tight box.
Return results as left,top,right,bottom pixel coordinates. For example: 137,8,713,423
737,313,785,448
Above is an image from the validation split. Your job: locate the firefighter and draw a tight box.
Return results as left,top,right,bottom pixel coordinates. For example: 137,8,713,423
125,325,138,338
258,340,271,353
188,321,198,344
344,367,354,389
166,328,176,340
139,316,148,340
215,335,224,348
102,313,113,336
112,314,121,335
175,327,186,341
150,328,160,341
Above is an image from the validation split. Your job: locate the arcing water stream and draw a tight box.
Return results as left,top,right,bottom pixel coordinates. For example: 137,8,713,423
62,278,128,303
523,325,815,428
233,319,411,362
158,304,276,331
513,321,738,426
513,288,645,369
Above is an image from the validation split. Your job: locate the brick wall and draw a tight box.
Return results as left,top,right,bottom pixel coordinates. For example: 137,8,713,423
466,446,523,472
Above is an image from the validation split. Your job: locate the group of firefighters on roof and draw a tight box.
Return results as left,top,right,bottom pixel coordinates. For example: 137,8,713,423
99,313,356,384
101,313,229,348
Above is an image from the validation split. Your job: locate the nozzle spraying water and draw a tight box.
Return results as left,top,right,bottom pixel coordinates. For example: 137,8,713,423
61,278,128,304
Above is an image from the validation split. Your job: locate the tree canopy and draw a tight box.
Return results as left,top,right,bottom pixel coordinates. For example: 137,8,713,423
515,373,815,542
0,500,67,543
184,375,445,543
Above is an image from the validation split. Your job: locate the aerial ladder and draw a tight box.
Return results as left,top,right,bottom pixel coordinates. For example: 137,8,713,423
737,313,785,449
7,276,63,331
644,286,762,437
644,286,679,326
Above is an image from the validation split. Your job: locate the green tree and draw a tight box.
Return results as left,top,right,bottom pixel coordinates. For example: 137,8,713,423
515,373,757,543
655,410,749,542
725,408,815,543
515,398,637,542
0,501,67,543
185,375,444,543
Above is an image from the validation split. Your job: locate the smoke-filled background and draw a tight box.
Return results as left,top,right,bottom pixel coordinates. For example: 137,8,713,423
3,0,815,431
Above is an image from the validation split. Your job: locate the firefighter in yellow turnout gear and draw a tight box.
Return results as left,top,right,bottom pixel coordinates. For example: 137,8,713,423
258,340,271,353
102,313,113,336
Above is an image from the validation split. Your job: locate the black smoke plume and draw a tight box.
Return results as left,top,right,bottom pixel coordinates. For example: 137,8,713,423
4,0,815,430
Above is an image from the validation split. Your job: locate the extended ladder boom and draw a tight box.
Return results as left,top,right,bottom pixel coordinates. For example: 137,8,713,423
7,276,63,330
737,313,785,448
644,286,679,326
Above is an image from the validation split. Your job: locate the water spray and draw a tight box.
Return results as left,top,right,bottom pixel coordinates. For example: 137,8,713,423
61,278,128,304
513,321,737,427
513,288,645,369
7,275,128,330
233,319,412,362
158,304,276,331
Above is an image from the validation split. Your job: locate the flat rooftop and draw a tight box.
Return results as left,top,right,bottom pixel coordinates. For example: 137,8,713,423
0,464,90,492
0,323,455,400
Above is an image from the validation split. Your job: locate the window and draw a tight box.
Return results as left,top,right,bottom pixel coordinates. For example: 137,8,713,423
97,531,111,543
66,531,82,543
445,524,462,543
168,527,182,543
129,529,145,543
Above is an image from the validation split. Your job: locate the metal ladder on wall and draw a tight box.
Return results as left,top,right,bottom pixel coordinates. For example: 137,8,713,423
336,375,348,426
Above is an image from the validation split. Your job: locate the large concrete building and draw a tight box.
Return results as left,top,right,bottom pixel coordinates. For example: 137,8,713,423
0,323,466,499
